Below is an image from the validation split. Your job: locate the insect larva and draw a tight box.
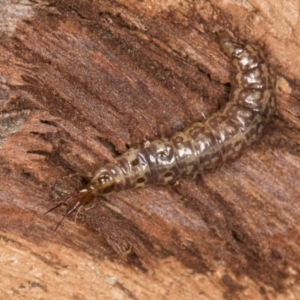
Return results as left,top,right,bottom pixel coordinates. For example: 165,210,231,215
47,32,276,230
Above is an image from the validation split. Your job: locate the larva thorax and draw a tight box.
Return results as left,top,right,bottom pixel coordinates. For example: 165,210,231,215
47,32,276,230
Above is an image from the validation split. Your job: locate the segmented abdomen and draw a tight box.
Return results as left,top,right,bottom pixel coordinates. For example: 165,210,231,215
92,34,276,192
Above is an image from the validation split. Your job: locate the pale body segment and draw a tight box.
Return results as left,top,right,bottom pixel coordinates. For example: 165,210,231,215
47,33,276,230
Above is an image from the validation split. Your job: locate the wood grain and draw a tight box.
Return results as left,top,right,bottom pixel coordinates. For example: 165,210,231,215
0,0,300,299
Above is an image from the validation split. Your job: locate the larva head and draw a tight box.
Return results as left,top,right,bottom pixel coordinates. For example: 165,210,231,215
45,169,116,231
45,183,97,231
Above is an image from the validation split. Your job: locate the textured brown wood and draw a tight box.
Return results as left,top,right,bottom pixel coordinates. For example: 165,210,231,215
0,0,300,299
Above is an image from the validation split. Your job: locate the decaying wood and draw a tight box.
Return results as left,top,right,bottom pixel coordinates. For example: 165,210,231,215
0,0,300,299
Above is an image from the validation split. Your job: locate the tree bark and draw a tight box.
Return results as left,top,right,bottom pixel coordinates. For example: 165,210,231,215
0,0,299,299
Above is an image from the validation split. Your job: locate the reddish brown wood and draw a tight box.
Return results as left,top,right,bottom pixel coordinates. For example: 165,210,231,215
0,0,300,299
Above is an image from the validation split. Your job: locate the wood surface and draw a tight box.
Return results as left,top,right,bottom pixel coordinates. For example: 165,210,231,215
0,0,300,299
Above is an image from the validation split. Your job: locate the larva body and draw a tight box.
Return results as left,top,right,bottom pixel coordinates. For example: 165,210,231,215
48,33,276,229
